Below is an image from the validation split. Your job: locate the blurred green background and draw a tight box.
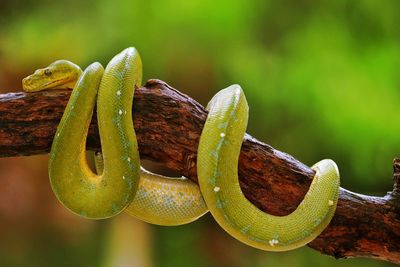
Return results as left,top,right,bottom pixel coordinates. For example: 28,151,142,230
0,0,399,266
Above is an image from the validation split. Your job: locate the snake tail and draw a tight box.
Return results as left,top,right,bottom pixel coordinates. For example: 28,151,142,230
197,84,340,251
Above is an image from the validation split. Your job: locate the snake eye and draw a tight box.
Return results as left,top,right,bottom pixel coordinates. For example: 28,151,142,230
44,69,52,76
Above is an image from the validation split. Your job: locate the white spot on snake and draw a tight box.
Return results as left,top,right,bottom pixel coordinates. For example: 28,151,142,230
220,132,225,137
269,239,279,246
213,186,220,192
328,200,334,206
117,90,121,96
119,109,123,115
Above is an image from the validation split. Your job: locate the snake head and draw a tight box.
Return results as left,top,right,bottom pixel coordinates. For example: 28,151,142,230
22,60,83,92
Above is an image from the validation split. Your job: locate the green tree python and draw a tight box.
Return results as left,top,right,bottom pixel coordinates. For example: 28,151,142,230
22,47,340,251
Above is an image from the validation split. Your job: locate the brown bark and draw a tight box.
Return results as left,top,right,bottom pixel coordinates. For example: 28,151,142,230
0,79,399,263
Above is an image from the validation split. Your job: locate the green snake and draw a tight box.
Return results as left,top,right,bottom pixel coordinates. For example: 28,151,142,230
22,47,340,251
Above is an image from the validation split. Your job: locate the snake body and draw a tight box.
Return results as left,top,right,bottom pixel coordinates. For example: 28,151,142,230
23,48,208,223
22,47,340,250
45,49,141,219
198,85,340,250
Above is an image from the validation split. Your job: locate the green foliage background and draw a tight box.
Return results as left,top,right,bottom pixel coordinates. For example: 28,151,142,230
0,0,398,266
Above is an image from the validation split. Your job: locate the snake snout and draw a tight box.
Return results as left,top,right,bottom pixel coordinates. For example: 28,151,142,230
22,75,35,91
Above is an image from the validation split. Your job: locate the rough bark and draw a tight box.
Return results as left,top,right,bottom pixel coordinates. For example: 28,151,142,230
0,79,399,263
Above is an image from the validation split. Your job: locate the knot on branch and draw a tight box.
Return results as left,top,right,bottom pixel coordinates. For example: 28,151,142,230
385,158,400,212
393,158,400,198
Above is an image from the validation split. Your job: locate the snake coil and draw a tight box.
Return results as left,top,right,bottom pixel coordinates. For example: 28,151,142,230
22,47,340,251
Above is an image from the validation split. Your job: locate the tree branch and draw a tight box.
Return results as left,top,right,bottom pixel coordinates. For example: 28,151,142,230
0,79,399,263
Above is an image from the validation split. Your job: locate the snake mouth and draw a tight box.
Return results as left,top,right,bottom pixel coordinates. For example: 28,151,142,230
23,76,73,91
42,78,70,88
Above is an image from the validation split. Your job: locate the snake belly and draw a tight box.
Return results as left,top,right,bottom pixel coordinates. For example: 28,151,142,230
197,84,340,251
92,151,208,225
125,167,208,226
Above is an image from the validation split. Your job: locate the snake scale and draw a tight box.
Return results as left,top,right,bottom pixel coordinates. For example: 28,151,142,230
22,47,340,251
